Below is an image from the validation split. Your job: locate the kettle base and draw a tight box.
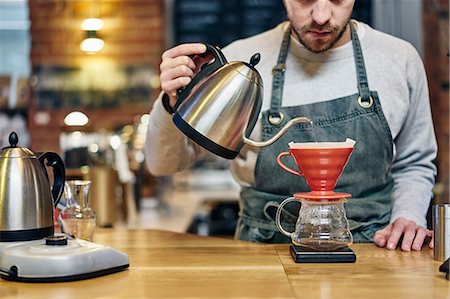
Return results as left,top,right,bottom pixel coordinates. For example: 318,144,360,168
173,112,240,159
0,226,53,242
0,237,129,282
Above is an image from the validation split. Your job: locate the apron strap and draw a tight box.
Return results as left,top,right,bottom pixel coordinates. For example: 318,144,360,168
269,24,292,124
350,21,372,106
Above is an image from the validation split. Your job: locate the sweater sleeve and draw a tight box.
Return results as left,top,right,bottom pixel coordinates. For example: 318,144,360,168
389,49,437,228
144,92,208,176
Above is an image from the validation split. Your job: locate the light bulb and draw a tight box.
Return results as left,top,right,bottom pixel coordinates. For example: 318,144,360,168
64,111,89,126
80,37,104,54
81,18,104,31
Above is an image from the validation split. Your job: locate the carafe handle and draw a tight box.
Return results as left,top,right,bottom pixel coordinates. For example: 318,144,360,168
174,43,227,111
38,152,66,206
276,197,297,238
277,152,303,176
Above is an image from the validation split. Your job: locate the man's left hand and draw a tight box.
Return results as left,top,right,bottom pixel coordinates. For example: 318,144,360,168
373,217,433,251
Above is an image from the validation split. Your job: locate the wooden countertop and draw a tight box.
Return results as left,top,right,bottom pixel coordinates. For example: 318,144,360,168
0,229,448,299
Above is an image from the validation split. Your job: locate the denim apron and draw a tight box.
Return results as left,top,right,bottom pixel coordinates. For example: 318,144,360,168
235,22,394,243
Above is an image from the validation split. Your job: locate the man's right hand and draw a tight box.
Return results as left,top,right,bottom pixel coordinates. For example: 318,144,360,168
159,43,208,108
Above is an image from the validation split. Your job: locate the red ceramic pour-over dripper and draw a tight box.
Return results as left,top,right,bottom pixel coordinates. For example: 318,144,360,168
277,141,355,200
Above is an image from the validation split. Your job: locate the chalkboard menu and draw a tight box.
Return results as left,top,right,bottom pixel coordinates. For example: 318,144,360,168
173,0,286,47
173,0,372,47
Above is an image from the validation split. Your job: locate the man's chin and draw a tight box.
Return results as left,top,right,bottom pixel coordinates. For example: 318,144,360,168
303,41,334,53
296,25,348,53
297,33,338,53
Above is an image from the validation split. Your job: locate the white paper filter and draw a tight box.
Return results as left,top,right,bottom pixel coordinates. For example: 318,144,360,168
288,138,356,149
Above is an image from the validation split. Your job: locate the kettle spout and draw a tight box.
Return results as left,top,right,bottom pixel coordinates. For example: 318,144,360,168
243,116,313,148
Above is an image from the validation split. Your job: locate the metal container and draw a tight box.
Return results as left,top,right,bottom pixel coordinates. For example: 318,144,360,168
432,204,450,262
90,166,117,227
0,132,65,241
172,44,312,159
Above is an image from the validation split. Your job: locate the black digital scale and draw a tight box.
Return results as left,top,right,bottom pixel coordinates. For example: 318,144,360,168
290,245,356,263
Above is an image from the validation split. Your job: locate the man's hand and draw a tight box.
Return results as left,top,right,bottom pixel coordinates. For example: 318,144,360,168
373,217,433,251
159,43,209,107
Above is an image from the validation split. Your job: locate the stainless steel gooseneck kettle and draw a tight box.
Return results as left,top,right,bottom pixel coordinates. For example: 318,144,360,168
171,44,312,159
0,132,66,241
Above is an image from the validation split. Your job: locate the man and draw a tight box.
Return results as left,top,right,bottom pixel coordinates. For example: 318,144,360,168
146,0,437,251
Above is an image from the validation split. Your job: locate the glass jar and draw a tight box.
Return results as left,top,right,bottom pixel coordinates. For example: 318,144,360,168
59,180,96,241
276,197,352,251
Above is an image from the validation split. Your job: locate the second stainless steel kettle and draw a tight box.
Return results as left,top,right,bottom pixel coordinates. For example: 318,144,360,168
171,44,311,159
0,132,65,241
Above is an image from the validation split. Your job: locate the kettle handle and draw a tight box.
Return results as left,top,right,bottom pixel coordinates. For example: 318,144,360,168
174,44,227,111
38,152,66,207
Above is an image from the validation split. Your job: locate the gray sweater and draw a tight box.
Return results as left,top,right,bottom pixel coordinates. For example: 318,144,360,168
146,21,437,228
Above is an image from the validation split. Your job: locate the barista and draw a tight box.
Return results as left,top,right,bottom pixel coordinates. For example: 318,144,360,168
145,0,437,251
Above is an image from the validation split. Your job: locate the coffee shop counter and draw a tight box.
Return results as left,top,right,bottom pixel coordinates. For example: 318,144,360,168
0,229,448,299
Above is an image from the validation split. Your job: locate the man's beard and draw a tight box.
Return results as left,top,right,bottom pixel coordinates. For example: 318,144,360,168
294,20,350,53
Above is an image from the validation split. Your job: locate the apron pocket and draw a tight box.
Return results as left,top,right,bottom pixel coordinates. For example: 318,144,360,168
238,215,291,243
249,227,276,243
352,227,376,243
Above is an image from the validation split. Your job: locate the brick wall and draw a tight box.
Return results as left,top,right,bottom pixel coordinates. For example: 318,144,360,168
423,0,449,203
28,0,165,152
29,0,164,67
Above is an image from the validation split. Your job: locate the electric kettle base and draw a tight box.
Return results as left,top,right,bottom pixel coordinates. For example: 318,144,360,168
290,245,356,263
0,237,129,282
0,264,129,283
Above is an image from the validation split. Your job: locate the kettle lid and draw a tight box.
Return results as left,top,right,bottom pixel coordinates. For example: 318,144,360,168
228,53,263,87
0,132,35,158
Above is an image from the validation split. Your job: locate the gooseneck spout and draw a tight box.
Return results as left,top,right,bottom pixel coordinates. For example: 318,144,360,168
243,116,313,148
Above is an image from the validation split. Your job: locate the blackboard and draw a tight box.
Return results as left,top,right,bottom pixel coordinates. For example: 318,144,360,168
173,0,372,47
173,0,287,47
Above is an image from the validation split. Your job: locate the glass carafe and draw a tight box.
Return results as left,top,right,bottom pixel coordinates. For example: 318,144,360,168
276,197,352,251
60,180,96,241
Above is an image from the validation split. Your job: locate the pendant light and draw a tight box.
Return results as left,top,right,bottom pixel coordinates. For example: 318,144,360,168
80,1,104,54
64,111,90,127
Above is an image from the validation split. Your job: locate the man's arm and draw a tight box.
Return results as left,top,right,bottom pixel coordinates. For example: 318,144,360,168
374,48,437,251
144,43,211,176
145,92,207,176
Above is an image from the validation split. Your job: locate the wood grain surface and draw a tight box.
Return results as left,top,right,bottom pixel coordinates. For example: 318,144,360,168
0,229,448,299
